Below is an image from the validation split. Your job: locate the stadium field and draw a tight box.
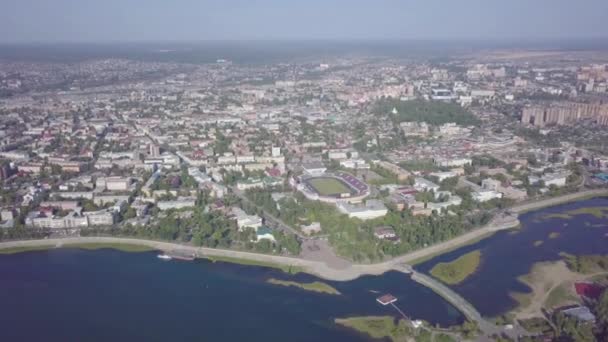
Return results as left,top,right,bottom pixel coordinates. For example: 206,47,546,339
308,177,352,196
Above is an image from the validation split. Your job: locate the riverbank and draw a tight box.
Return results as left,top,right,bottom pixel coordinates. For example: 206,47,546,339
0,242,154,254
0,237,394,281
1,189,606,283
510,188,608,214
509,260,608,320
386,188,608,267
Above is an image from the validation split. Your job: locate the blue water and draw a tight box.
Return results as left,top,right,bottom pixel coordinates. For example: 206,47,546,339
416,197,608,317
0,248,463,342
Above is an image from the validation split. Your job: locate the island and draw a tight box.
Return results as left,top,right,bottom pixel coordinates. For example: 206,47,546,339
429,250,482,285
266,278,340,295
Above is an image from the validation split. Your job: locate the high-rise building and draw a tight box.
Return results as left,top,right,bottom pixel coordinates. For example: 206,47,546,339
149,144,160,157
271,146,281,157
521,102,608,127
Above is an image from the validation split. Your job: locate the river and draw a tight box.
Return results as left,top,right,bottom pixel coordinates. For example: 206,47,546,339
0,248,462,342
415,197,608,317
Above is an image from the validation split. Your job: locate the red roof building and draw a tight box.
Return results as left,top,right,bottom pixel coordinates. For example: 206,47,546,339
575,282,605,301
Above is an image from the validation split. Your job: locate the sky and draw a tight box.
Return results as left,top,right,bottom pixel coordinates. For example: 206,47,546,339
1,0,607,43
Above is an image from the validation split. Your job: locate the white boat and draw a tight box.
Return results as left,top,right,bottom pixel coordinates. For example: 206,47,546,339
157,254,172,260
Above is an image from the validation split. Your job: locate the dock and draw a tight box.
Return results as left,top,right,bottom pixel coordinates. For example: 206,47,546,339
167,249,196,261
376,294,397,306
376,294,411,322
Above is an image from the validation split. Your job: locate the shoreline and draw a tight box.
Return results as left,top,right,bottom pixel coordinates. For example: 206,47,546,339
0,237,395,281
0,189,606,282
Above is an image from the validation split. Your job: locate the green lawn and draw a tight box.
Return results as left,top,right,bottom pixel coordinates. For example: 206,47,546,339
63,242,155,252
267,278,340,295
0,245,54,254
0,242,154,255
308,177,352,196
545,283,578,309
202,255,303,274
430,250,482,285
542,206,608,220
334,316,411,341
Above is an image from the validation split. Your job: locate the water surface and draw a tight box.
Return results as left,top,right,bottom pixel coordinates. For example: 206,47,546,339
0,248,463,342
416,197,608,317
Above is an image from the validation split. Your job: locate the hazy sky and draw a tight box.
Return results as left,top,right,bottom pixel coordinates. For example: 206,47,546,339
1,0,607,42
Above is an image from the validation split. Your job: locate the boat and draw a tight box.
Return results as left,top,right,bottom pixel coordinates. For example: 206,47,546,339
157,254,172,260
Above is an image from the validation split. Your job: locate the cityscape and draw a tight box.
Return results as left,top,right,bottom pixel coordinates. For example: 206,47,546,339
1,1,608,342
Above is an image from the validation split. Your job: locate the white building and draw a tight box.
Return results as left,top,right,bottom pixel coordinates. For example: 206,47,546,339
231,207,263,231
429,171,459,182
236,178,264,191
472,190,503,202
301,222,322,235
337,199,388,220
400,122,429,137
543,172,569,187
414,178,440,192
302,162,327,176
433,157,472,168
157,197,196,210
340,159,370,170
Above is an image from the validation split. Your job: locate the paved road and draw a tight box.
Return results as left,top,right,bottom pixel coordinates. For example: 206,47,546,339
509,188,608,214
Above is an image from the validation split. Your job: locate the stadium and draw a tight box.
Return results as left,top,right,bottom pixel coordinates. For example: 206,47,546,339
296,171,370,203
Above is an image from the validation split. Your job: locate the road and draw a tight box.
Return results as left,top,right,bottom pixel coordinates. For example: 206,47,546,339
0,236,392,281
509,188,608,213
410,271,532,339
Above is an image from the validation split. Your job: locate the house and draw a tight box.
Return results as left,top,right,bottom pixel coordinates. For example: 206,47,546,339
472,190,503,202
561,306,596,323
433,157,472,168
374,226,399,241
340,159,370,170
430,171,459,182
481,178,501,191
255,226,276,242
231,207,263,231
236,178,264,191
374,161,411,181
414,178,440,192
301,222,322,235
157,197,196,210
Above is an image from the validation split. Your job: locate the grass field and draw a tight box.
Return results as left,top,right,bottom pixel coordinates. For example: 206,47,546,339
430,250,482,285
0,242,155,255
202,255,303,274
267,278,340,295
63,242,155,252
308,177,352,196
0,245,53,254
334,316,411,341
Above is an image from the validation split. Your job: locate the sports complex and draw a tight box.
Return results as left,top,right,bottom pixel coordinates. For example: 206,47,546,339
297,171,370,203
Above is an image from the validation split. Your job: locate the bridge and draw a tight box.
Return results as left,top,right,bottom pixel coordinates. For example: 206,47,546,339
409,270,532,339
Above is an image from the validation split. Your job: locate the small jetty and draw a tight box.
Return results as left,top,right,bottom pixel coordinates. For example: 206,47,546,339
376,294,397,306
377,294,411,322
166,249,196,261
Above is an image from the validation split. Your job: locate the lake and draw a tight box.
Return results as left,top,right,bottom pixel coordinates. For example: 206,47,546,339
0,248,463,342
415,197,608,317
